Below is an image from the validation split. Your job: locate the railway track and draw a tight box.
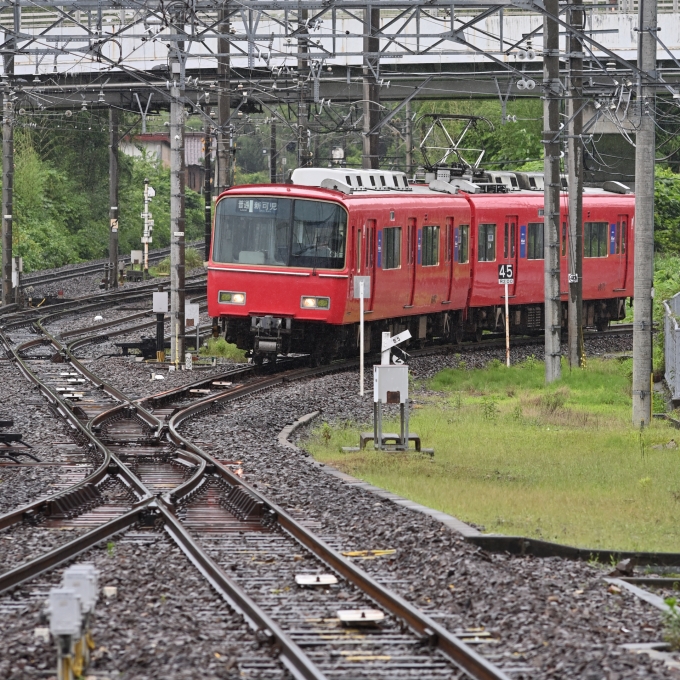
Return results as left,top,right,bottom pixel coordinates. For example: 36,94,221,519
0,300,512,679
20,241,206,289
0,283,643,679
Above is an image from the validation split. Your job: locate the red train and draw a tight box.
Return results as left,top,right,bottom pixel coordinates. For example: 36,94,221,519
206,168,634,363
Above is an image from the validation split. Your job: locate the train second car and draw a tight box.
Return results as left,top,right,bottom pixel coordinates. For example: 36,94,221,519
206,168,634,363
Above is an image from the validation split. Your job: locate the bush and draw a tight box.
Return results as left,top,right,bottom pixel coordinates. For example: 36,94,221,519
199,337,246,362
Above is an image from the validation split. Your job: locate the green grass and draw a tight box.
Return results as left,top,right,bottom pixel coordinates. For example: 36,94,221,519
150,248,204,276
199,337,246,362
304,358,680,552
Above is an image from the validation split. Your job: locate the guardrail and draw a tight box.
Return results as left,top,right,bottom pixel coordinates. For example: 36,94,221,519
664,293,680,400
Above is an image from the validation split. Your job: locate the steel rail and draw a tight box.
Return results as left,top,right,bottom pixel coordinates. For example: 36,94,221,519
0,502,155,596
165,364,511,680
158,503,328,680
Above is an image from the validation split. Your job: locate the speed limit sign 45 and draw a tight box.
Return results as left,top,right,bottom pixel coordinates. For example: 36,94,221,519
498,263,514,285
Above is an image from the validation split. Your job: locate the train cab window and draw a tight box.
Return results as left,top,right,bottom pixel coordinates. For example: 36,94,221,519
458,225,469,264
383,227,402,269
422,226,440,266
478,224,496,262
212,197,347,269
584,222,608,258
527,222,544,260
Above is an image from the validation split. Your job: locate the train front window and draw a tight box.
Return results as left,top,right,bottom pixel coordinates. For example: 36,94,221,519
213,197,347,269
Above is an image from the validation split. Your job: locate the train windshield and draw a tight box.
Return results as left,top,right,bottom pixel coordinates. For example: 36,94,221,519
213,197,347,269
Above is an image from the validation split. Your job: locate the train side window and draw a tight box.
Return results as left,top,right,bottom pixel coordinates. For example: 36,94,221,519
383,227,402,269
478,224,496,262
422,226,440,266
458,225,469,264
584,222,608,257
561,221,567,257
527,222,544,260
356,228,362,272
504,223,509,258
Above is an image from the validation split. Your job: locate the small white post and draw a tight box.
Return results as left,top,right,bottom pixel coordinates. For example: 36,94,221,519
143,179,149,276
505,281,510,367
359,280,364,396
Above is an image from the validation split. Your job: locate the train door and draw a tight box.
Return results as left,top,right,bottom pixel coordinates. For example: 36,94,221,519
406,217,417,307
365,219,376,311
615,214,629,290
503,215,518,296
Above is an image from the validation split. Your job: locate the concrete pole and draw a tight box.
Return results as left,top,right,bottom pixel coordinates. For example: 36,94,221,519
362,7,380,170
203,108,212,259
170,69,186,366
405,99,412,176
567,0,584,369
216,7,230,194
2,3,17,306
270,118,277,182
543,0,561,383
108,108,119,289
632,0,657,426
297,9,312,169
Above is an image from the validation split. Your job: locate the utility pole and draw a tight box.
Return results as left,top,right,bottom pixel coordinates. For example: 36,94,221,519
297,9,312,168
362,6,380,170
632,0,657,426
543,0,561,383
1,2,17,306
216,7,230,194
567,0,584,368
270,118,277,182
169,53,186,367
203,107,212,260
405,100,412,176
108,108,119,289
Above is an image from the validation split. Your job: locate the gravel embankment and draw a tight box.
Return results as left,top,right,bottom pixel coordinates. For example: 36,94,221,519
179,333,678,678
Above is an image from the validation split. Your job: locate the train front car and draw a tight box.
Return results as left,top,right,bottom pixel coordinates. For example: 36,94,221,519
207,185,351,364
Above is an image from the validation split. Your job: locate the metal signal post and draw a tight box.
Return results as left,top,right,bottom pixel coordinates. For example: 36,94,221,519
141,178,155,278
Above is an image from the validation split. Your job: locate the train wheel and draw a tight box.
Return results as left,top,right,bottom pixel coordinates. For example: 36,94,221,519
452,326,464,345
596,318,609,332
475,327,483,343
253,354,264,366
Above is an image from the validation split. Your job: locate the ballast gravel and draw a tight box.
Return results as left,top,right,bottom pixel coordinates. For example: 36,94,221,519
0,532,286,680
179,332,678,678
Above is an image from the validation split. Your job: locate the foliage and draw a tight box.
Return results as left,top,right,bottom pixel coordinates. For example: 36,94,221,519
655,166,680,253
0,115,206,272
305,359,680,552
199,337,246,362
151,248,204,276
664,597,680,650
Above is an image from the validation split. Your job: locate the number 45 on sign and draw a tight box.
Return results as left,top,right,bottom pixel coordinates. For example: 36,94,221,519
498,264,514,285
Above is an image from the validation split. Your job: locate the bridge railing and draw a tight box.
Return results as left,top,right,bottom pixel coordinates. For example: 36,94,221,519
664,293,680,400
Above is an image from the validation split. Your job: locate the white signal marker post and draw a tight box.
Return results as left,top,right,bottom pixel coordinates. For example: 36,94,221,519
354,276,371,396
498,264,514,367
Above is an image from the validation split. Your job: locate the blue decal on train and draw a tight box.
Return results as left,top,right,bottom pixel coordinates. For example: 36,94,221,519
610,223,616,254
520,225,527,258
454,227,459,262
377,230,383,268
417,229,422,265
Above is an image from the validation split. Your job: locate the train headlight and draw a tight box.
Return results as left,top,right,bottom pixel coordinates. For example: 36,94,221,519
301,296,330,310
219,291,246,305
